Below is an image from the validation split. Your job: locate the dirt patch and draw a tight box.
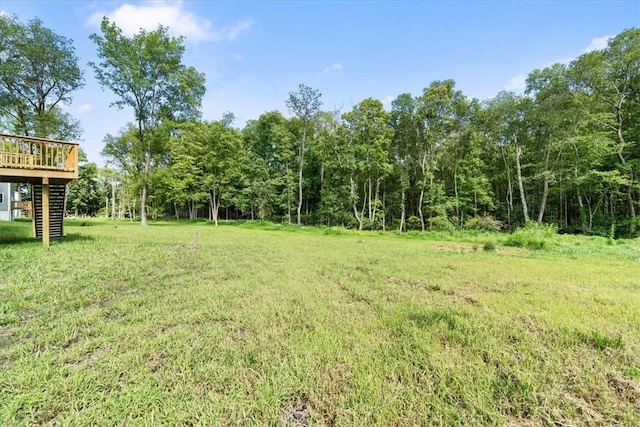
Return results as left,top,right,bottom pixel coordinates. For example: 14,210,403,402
607,374,640,402
387,276,441,292
443,288,480,306
282,397,312,427
431,244,524,254
561,392,604,423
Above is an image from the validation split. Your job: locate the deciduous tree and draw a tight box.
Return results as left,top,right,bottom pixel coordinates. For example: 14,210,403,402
90,18,205,225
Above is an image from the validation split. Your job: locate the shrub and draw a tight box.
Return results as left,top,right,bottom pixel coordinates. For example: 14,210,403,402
483,241,496,251
505,221,558,250
406,216,422,231
465,215,503,231
427,215,456,232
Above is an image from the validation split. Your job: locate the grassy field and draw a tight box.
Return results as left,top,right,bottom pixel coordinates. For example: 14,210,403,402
1,219,639,426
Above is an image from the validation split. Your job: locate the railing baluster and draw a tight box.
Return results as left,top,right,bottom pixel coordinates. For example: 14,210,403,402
1,133,77,174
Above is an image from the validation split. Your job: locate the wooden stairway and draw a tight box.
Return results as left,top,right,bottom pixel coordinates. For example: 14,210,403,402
32,183,66,238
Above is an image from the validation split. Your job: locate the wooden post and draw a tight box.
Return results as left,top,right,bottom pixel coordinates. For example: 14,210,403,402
42,177,50,247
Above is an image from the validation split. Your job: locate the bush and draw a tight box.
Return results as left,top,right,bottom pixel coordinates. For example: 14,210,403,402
505,221,558,250
406,216,422,231
465,215,503,231
427,215,456,232
483,241,496,251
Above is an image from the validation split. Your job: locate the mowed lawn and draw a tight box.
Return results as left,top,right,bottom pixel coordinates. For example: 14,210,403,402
1,220,639,426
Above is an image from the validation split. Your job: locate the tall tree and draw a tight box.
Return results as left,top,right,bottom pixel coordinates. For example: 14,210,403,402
343,98,393,230
483,92,533,224
244,111,296,222
390,93,420,231
89,18,205,225
286,84,322,225
526,63,577,223
0,15,84,138
66,162,103,217
570,28,640,234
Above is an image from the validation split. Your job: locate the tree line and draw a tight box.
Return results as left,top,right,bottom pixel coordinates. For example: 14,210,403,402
1,14,638,236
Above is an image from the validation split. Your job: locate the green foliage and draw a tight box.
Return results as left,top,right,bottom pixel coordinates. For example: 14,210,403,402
465,215,503,231
0,14,84,138
505,221,559,250
90,18,206,225
582,331,624,351
405,216,422,231
65,162,104,216
427,215,456,232
483,241,496,251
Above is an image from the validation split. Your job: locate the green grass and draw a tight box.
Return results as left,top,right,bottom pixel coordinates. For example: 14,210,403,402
1,219,639,425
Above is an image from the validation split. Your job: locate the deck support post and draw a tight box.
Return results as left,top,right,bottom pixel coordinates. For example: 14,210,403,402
42,177,50,247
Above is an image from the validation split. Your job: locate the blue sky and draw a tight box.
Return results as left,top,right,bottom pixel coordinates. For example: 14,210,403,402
1,0,638,165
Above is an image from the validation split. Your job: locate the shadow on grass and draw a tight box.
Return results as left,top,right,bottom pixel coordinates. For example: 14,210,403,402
0,232,94,246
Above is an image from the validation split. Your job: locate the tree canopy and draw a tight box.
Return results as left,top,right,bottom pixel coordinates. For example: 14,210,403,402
0,14,84,139
90,18,206,225
5,16,635,237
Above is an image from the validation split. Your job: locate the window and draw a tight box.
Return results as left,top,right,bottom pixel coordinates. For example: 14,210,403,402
0,193,3,203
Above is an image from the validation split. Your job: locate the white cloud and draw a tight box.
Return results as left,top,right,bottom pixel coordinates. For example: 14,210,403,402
0,10,8,17
234,54,245,61
77,104,93,114
87,1,253,42
225,19,254,40
323,63,343,73
503,74,527,92
583,35,612,53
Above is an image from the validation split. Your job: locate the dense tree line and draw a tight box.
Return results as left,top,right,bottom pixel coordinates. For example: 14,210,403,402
1,14,638,236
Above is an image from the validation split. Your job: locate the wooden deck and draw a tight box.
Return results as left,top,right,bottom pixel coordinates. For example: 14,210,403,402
1,133,79,245
0,133,78,183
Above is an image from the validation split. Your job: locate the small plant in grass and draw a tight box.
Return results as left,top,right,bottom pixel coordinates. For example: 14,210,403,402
584,331,623,350
483,241,496,252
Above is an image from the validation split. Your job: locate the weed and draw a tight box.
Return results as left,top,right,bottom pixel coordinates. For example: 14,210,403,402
583,331,624,350
483,241,496,252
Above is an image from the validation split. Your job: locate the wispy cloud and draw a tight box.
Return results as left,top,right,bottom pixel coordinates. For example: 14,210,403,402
225,19,254,41
583,35,612,53
234,54,245,61
77,104,93,114
503,74,527,92
87,1,253,42
323,63,343,73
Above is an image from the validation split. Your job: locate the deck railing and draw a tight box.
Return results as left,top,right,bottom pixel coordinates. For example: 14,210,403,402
0,133,78,173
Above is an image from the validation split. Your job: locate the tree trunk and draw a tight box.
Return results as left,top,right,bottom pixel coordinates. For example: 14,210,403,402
210,189,219,226
350,176,363,231
140,149,151,226
418,153,429,231
614,98,636,234
140,182,148,226
537,146,551,224
453,162,460,226
399,189,406,232
500,146,513,226
286,164,291,224
514,135,529,222
111,182,116,220
297,128,305,225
